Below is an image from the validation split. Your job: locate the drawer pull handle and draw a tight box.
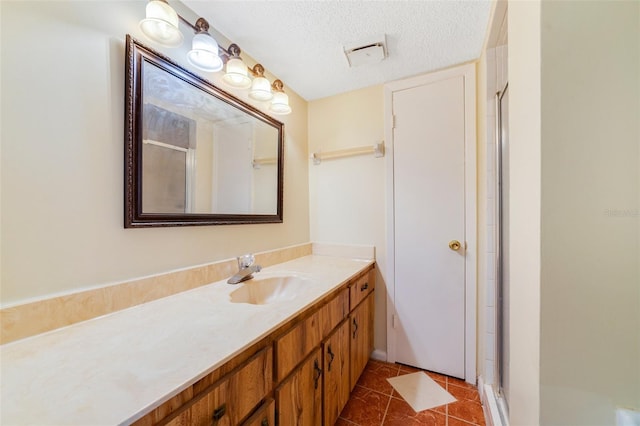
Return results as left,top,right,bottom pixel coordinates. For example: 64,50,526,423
212,404,226,422
327,345,335,371
261,417,269,426
313,359,323,389
360,282,369,291
352,318,358,339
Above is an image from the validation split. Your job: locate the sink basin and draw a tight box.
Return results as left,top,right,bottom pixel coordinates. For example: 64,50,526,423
229,275,310,305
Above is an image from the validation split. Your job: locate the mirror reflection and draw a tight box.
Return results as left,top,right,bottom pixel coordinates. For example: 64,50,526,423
142,62,279,215
125,36,284,227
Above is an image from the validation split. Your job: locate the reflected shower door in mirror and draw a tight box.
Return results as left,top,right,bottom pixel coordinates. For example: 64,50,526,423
125,35,284,227
141,68,279,215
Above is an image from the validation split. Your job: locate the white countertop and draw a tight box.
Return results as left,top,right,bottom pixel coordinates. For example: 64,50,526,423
0,255,373,425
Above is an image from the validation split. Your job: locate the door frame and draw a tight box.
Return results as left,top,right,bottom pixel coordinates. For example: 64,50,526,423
384,63,477,384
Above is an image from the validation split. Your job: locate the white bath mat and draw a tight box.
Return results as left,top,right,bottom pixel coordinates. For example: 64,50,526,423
387,372,456,412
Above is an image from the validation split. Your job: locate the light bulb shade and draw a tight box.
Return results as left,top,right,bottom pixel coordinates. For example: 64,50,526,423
249,77,273,101
139,0,183,47
187,33,223,72
270,91,291,115
222,57,251,89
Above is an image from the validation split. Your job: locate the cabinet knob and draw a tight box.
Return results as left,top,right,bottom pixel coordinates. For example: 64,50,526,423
212,404,226,422
352,318,358,339
449,240,461,251
261,417,269,426
360,282,369,292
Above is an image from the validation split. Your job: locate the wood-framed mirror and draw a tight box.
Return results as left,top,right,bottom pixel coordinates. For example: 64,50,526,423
124,35,284,227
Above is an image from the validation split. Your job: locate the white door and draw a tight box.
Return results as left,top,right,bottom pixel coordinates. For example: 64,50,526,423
392,75,467,378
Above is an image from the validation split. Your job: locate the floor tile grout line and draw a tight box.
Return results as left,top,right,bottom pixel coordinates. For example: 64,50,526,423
380,393,393,426
355,383,394,398
448,413,482,426
445,377,449,426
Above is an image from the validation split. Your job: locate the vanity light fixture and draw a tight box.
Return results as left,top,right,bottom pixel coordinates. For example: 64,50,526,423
138,0,292,114
248,64,273,101
139,0,183,48
269,80,292,115
222,44,252,89
187,18,223,72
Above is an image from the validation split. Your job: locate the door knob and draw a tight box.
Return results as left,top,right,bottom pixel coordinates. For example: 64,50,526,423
449,240,461,251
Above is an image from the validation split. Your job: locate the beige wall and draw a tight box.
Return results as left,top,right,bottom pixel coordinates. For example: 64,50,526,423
0,1,309,305
539,1,640,423
308,86,387,353
504,0,640,423
507,1,542,424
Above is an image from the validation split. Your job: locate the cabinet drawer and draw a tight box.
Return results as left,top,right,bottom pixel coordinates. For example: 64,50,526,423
275,309,322,382
164,347,272,426
242,399,275,426
349,269,374,311
320,288,349,338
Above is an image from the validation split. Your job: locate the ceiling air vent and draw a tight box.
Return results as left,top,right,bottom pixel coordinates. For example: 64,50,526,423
343,35,387,68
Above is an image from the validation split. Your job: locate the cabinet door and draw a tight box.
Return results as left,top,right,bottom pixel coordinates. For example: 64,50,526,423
276,348,322,426
323,320,350,426
349,292,374,390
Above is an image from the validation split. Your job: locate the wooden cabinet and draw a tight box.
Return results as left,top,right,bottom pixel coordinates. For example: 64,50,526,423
275,288,349,384
275,348,323,426
163,347,272,426
322,320,350,426
136,265,375,426
276,269,374,425
349,291,375,390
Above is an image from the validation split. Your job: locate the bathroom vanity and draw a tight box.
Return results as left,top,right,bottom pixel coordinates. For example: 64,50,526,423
0,254,375,426
137,264,374,426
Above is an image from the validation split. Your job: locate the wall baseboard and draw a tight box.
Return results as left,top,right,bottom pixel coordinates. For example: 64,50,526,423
371,349,387,361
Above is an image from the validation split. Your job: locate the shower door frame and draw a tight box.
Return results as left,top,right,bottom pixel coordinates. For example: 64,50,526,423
495,82,510,417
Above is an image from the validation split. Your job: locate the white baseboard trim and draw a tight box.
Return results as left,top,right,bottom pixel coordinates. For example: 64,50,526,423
479,376,505,426
371,349,387,361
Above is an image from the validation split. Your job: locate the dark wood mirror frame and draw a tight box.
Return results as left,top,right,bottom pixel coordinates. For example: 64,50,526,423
124,35,284,228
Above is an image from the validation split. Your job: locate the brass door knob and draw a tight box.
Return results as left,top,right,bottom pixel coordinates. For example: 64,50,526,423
449,240,461,251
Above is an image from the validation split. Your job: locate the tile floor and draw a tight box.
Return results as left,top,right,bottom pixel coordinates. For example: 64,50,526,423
337,360,486,426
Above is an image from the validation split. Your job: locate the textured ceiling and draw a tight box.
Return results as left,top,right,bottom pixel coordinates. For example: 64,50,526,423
183,1,492,101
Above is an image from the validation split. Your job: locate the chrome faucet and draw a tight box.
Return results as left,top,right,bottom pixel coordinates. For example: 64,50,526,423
227,254,262,284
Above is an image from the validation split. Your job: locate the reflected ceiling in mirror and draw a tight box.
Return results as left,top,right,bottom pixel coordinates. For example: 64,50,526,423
125,35,284,227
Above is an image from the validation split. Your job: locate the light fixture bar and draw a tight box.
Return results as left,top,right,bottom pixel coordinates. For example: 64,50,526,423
139,0,291,113
177,14,199,32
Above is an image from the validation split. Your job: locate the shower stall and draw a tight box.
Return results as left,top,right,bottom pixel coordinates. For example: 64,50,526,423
482,4,510,423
